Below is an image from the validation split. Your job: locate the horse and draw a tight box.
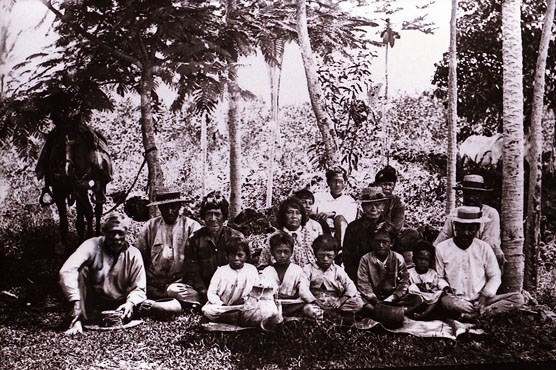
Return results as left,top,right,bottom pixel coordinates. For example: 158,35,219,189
35,121,112,244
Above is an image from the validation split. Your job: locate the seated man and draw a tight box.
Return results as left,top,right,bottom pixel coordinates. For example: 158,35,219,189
59,213,147,335
183,191,244,305
136,188,201,306
434,174,504,268
313,167,358,251
436,206,524,320
343,186,390,284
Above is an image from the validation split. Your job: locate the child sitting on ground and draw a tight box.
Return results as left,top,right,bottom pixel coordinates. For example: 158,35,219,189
357,223,422,324
261,231,317,317
407,240,450,319
303,234,364,321
202,237,260,324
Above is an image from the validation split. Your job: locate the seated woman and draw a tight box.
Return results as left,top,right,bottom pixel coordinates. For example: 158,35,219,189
259,197,321,268
292,188,330,235
202,237,260,324
357,223,422,326
261,231,317,317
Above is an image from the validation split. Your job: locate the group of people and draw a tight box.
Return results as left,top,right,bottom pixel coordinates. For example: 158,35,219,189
59,166,525,335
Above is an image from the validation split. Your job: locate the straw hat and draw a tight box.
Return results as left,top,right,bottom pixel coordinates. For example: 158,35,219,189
451,206,491,224
147,188,192,207
453,175,493,192
358,186,392,203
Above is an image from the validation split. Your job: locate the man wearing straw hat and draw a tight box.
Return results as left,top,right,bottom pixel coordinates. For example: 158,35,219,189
436,206,524,320
434,174,505,268
60,213,147,335
136,188,201,306
343,186,392,284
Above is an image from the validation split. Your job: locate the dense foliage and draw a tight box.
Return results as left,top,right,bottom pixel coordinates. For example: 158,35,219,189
432,0,556,136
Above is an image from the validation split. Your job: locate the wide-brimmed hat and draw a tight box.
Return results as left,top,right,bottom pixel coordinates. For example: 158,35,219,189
451,206,491,224
453,175,493,192
147,189,192,207
358,186,392,203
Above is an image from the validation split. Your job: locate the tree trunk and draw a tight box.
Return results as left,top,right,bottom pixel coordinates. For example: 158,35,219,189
524,0,555,292
201,112,208,197
446,0,458,215
266,50,284,209
228,76,242,219
383,43,390,166
139,66,165,202
500,0,525,293
296,0,339,168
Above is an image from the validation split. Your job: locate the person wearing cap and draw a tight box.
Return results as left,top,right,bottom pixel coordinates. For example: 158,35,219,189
435,206,524,320
342,186,391,283
373,165,405,234
183,191,245,305
434,174,504,267
136,188,201,305
59,213,147,335
313,167,358,250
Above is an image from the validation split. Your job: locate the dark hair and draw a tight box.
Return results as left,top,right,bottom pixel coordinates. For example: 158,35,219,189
325,166,348,183
372,222,397,244
276,197,307,228
292,188,315,203
375,165,398,183
200,191,229,220
269,231,294,252
312,234,339,254
412,240,435,261
225,236,251,257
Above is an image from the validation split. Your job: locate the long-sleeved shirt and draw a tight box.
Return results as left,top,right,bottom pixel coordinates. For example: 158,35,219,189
206,263,260,305
183,226,244,293
314,191,358,230
59,236,147,306
357,250,410,302
381,195,405,234
258,225,321,268
261,263,315,302
434,204,502,256
435,238,501,300
342,216,381,283
303,263,360,298
136,215,201,288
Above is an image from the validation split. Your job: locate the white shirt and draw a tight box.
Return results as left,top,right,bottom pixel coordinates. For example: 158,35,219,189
206,263,260,305
313,191,358,229
435,238,501,301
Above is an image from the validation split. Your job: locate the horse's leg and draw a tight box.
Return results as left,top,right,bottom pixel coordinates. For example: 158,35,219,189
94,202,102,236
75,197,86,243
53,192,69,253
82,194,94,240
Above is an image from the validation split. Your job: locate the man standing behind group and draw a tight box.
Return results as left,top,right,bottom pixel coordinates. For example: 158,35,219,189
183,191,244,305
373,165,405,234
313,167,358,253
136,188,201,306
434,174,504,268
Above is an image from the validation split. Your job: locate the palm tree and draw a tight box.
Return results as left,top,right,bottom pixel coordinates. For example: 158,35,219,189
500,0,525,293
524,0,556,291
446,0,458,215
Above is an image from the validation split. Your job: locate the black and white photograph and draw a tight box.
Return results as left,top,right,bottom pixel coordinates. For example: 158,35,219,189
1,0,555,368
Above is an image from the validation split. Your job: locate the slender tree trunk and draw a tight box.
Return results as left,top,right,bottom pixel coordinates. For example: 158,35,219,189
383,43,390,166
201,112,208,197
524,0,555,291
266,48,284,209
228,76,242,219
139,66,165,202
446,0,458,215
225,0,242,219
296,0,339,168
500,0,525,293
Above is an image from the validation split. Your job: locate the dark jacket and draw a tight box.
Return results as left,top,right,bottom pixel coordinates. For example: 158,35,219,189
183,226,243,293
382,195,405,234
342,216,381,284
